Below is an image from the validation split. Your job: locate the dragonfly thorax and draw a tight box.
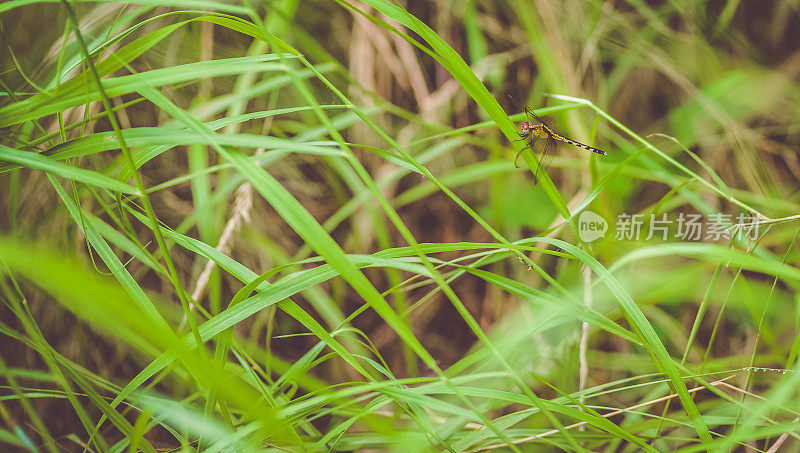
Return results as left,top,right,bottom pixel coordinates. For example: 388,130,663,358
520,122,546,138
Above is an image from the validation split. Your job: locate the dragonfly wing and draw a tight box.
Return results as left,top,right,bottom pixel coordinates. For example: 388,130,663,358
534,133,556,184
519,132,555,185
518,106,553,183
524,106,547,126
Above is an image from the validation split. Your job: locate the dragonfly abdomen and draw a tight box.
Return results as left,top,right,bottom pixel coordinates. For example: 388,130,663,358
554,135,607,155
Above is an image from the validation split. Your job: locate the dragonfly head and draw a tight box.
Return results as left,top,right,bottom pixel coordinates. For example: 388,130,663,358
520,121,531,133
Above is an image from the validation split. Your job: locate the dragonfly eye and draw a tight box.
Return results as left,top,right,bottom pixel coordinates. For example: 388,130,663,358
520,121,530,131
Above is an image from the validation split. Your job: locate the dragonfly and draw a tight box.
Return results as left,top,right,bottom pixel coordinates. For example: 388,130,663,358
509,98,607,183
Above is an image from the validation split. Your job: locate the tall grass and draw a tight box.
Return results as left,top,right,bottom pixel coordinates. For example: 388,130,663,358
1,0,799,451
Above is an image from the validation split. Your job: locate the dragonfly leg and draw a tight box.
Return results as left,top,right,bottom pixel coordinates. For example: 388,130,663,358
514,148,533,168
514,150,524,168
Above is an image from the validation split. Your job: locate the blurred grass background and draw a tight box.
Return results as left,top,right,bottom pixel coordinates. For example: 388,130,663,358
1,0,800,451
